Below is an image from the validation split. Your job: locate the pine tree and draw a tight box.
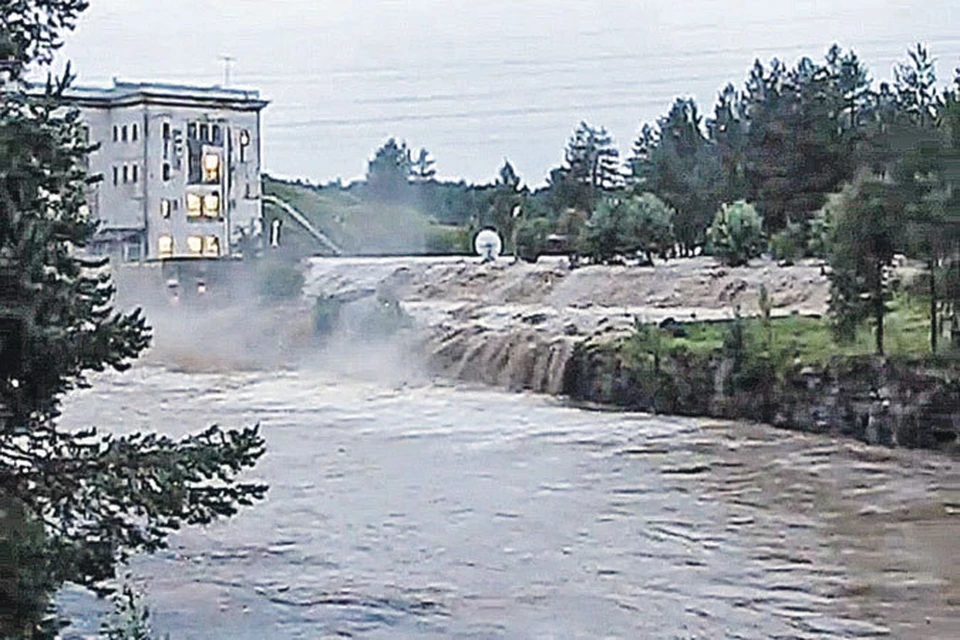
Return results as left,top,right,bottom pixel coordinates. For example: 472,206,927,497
631,98,721,255
1,3,266,634
410,147,436,182
893,44,948,353
365,138,412,201
826,176,901,354
548,121,621,215
487,159,524,252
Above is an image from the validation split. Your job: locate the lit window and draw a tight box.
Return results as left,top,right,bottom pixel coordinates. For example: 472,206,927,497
187,236,203,255
162,163,171,181
203,193,220,217
202,153,221,183
158,235,174,258
186,193,202,217
203,236,221,257
160,199,171,218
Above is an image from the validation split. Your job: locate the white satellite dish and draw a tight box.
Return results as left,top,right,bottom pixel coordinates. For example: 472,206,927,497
474,228,503,262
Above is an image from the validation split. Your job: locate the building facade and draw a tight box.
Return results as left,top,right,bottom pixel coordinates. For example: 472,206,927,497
64,81,269,262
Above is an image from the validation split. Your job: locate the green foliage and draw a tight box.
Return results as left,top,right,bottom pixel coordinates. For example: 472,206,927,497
488,160,524,248
100,580,164,640
514,216,552,263
706,201,765,266
409,147,436,182
263,177,432,256
807,205,834,258
826,176,902,353
424,225,470,255
1,5,267,634
0,0,89,81
630,99,722,255
364,138,412,201
581,193,675,264
769,220,806,265
547,121,621,215
257,260,305,301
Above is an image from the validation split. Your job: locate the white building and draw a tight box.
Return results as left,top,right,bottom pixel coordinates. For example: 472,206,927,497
64,81,269,262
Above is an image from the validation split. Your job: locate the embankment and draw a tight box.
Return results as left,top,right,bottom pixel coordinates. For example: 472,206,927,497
564,340,959,451
301,255,958,453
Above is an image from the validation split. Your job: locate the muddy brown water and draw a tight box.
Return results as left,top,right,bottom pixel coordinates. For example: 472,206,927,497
55,360,959,640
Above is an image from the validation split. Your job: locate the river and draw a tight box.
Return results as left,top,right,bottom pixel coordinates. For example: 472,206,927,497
57,360,959,639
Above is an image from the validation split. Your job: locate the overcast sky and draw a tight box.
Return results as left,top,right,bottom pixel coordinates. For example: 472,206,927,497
51,0,960,184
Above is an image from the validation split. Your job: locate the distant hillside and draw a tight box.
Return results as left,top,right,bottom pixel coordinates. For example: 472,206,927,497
263,176,467,256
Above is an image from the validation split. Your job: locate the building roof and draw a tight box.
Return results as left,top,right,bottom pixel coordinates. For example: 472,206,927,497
55,80,269,111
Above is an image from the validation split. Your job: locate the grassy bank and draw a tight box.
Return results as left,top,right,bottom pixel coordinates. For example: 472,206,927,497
639,293,937,366
262,176,470,256
565,293,959,452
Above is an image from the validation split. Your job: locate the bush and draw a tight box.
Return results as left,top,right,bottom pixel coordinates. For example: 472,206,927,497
581,192,675,264
424,225,470,255
769,220,805,265
707,200,765,266
514,216,553,263
258,261,305,301
807,205,834,259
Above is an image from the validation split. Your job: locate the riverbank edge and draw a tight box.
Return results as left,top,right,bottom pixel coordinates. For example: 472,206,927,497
561,338,960,454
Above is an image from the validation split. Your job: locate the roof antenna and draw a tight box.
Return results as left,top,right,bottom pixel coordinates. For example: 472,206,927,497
219,55,235,88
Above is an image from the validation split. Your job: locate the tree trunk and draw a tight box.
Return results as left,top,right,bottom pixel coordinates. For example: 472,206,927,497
929,258,938,354
874,261,885,356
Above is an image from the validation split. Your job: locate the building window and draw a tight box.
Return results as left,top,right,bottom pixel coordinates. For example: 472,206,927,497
122,165,129,183
187,236,203,255
132,123,138,142
113,125,119,142
239,129,250,163
160,199,171,218
162,121,171,140
112,166,118,186
187,122,197,139
202,153,221,183
203,192,220,218
203,236,221,257
211,124,221,144
125,241,142,263
131,164,138,183
121,125,128,142
162,163,171,181
172,199,179,211
158,235,174,258
186,193,202,218
199,123,209,142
